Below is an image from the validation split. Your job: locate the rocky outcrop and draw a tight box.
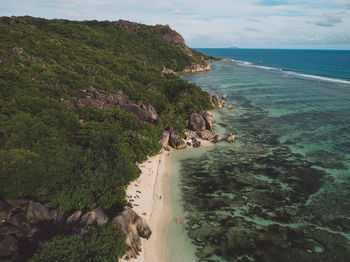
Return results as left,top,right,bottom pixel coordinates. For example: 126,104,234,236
169,128,186,149
114,20,139,32
160,66,175,75
0,235,18,257
112,207,151,259
114,20,212,74
220,58,234,62
226,133,236,142
0,200,11,222
214,135,223,143
65,87,158,123
80,207,108,226
197,130,216,141
182,61,211,73
189,113,206,131
160,131,170,151
202,111,214,131
0,199,142,260
152,24,193,57
66,210,82,224
0,199,60,260
209,94,223,109
189,111,214,132
25,201,56,224
185,110,220,146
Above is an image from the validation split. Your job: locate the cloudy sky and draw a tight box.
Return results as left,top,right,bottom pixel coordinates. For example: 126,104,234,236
1,0,350,49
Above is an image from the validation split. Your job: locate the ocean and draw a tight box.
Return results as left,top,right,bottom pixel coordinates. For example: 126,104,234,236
167,49,350,262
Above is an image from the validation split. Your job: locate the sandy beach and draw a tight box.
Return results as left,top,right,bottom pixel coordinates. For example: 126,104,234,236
122,136,214,262
121,148,172,262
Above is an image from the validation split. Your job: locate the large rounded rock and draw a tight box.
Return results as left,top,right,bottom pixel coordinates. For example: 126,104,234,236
7,212,29,227
214,135,223,143
123,103,158,123
209,94,223,109
113,207,152,259
189,113,206,131
5,199,29,211
66,210,82,224
159,131,170,151
25,201,54,223
202,111,214,130
0,200,12,221
80,207,108,226
169,128,187,149
226,133,236,142
197,130,216,141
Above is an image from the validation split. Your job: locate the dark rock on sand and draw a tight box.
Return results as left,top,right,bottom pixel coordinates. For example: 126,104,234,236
113,207,151,259
197,130,217,141
160,131,170,151
189,113,207,131
169,128,186,149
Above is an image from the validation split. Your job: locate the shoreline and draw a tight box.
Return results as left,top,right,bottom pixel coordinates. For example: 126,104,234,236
123,132,216,262
121,149,172,262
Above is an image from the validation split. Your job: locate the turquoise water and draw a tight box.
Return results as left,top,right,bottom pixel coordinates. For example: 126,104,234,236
174,52,350,261
197,48,350,82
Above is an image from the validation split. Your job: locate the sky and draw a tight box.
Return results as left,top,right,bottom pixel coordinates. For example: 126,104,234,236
1,0,350,49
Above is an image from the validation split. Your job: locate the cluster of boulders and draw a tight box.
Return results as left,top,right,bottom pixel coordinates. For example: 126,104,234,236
186,111,222,146
113,207,151,259
209,94,224,109
0,199,150,261
0,199,63,259
159,104,236,151
160,128,186,150
63,87,158,123
181,61,211,73
209,93,233,110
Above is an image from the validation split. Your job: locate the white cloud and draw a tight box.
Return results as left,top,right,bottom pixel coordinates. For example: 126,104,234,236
242,27,262,32
314,14,342,27
1,0,349,49
172,9,186,16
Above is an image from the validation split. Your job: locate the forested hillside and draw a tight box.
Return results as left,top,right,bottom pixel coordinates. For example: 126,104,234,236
0,16,212,260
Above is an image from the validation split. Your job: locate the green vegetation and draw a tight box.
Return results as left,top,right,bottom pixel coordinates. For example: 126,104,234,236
31,224,125,262
0,16,212,259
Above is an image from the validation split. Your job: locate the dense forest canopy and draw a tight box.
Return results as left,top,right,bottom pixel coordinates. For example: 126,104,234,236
0,16,212,260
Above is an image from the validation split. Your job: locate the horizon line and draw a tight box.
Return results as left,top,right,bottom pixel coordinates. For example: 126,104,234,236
192,47,350,51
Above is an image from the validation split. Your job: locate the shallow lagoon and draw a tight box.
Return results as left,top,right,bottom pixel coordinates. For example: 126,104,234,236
168,60,350,261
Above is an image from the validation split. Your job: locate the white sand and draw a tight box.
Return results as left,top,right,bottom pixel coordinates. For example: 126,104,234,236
123,135,215,262
121,149,172,262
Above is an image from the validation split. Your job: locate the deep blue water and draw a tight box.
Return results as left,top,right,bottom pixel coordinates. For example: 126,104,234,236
197,48,350,82
177,49,350,261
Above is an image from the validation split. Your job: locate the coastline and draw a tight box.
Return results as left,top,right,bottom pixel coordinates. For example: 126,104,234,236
120,149,172,262
123,135,215,262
